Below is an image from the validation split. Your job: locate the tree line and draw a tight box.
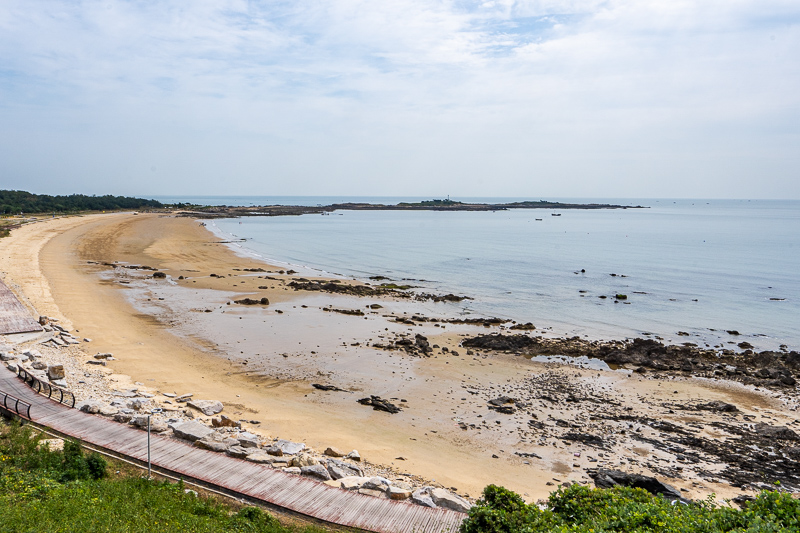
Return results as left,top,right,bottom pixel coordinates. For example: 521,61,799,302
0,190,164,214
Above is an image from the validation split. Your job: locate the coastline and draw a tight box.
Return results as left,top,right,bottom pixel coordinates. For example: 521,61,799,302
1,212,799,503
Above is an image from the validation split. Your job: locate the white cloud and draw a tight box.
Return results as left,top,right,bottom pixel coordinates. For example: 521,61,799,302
0,0,798,197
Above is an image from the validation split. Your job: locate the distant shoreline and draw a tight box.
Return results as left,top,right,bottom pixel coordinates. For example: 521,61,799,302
175,199,647,218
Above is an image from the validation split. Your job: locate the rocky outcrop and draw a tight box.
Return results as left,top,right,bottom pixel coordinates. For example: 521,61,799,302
589,469,683,501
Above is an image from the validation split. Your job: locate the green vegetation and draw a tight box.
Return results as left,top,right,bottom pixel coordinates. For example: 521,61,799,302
0,422,326,533
461,484,800,533
0,190,163,214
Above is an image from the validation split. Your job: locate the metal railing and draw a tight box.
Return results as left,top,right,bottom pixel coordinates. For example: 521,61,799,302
17,367,75,408
0,389,32,419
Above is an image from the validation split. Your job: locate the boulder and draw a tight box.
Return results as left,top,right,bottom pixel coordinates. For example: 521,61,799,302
429,488,472,513
46,365,66,380
265,446,284,457
237,432,261,448
326,459,364,480
290,453,319,468
32,361,47,370
0,352,16,361
211,415,241,428
359,488,387,498
388,486,412,500
78,400,104,414
128,398,150,411
226,445,251,459
338,476,368,490
275,439,305,455
324,446,345,457
590,469,683,501
754,423,799,441
283,467,301,475
98,405,119,417
362,476,392,492
114,413,134,424
131,416,167,432
246,453,274,464
5,363,17,372
187,399,224,416
346,450,361,461
301,464,332,481
172,420,215,442
411,488,436,508
194,439,229,453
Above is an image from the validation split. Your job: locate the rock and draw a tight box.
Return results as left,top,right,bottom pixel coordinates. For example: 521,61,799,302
226,445,252,459
275,439,305,455
429,488,472,512
187,399,224,416
78,400,104,414
237,432,261,448
589,469,683,501
461,334,535,352
358,488,387,498
128,398,150,411
172,420,215,442
301,464,332,481
211,415,241,428
338,476,368,490
131,416,167,432
6,363,18,372
324,446,345,457
283,467,301,475
362,476,392,492
698,401,738,412
326,459,364,479
246,453,274,464
754,423,799,441
194,439,229,453
94,353,114,360
32,361,47,370
0,352,16,361
388,486,412,500
38,438,64,451
312,383,348,392
357,395,401,414
51,378,68,388
98,405,119,417
290,453,319,468
411,488,437,508
114,413,133,423
153,271,167,278
175,394,193,402
346,450,361,461
265,446,284,457
46,364,66,380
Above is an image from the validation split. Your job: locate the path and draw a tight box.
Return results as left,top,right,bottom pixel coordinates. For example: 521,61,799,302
0,366,465,533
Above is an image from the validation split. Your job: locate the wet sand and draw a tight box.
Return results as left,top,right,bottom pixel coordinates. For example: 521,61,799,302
1,212,798,502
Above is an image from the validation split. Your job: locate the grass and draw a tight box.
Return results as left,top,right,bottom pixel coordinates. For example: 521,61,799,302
0,421,330,533
461,484,800,533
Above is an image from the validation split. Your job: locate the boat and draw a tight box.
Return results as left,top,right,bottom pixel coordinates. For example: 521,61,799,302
551,213,561,217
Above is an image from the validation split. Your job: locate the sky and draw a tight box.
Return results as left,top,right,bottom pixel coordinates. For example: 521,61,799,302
0,1,798,199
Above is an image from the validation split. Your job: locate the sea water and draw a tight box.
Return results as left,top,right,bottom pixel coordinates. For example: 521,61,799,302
159,197,799,351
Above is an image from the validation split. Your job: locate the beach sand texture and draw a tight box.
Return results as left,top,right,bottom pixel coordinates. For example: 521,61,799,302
1,212,797,503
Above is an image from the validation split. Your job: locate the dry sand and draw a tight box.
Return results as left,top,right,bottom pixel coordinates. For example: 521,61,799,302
1,212,798,502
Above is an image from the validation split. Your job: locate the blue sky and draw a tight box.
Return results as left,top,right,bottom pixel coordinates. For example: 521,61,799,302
1,0,798,198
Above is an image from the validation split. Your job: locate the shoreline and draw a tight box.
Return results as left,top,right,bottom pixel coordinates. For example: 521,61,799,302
1,212,799,504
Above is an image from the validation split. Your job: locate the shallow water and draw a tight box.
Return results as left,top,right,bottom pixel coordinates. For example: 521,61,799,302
187,198,799,351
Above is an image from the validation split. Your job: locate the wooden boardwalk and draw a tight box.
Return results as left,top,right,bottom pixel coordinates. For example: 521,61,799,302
0,365,465,533
0,279,42,335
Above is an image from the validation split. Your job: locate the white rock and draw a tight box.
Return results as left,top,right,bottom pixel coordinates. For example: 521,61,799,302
187,399,224,416
338,476,369,490
362,476,392,492
171,420,214,442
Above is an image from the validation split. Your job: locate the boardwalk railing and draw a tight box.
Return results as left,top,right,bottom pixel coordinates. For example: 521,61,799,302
17,367,75,408
0,389,32,419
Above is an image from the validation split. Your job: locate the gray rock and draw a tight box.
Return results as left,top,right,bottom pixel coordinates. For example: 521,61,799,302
194,438,229,453
590,469,684,501
265,446,284,457
237,432,261,448
430,488,472,513
175,394,193,402
5,363,18,372
187,399,224,416
127,398,150,411
77,400,103,414
283,467,301,475
275,439,305,455
114,413,133,423
326,459,364,480
0,352,16,361
131,416,167,432
32,361,47,370
171,420,214,442
246,453,274,464
338,476,368,490
51,378,68,388
301,464,332,481
755,423,799,441
411,488,437,508
346,450,361,461
362,476,392,492
98,405,118,417
226,445,251,459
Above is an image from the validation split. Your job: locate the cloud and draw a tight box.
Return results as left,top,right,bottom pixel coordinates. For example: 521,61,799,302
0,0,798,197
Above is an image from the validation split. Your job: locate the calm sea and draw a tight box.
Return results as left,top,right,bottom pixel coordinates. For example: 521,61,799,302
153,197,800,351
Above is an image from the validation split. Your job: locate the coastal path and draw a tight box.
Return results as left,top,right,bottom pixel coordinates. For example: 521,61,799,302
0,365,465,533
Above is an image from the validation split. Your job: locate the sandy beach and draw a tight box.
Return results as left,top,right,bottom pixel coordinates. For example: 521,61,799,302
2,211,799,503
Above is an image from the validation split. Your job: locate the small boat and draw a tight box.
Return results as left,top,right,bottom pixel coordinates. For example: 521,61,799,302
551,213,561,217
535,218,542,221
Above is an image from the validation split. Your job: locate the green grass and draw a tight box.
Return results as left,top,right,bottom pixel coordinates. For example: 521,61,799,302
0,421,328,533
461,484,800,533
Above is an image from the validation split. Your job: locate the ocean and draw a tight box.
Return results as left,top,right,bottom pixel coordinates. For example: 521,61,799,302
152,197,800,351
